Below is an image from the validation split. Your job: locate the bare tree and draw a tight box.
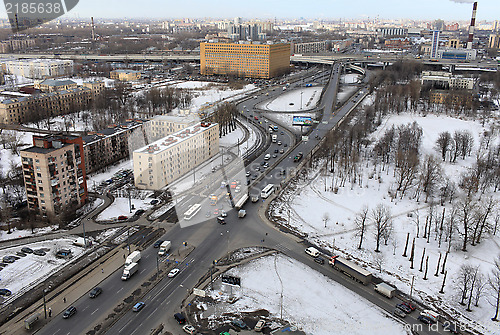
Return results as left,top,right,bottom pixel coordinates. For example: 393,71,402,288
418,154,442,202
457,198,475,252
355,205,369,249
467,266,481,312
373,253,384,273
435,131,452,161
371,204,393,252
489,255,500,321
457,264,474,306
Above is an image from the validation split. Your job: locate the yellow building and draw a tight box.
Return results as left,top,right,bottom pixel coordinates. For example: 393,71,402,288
200,42,290,79
110,69,142,81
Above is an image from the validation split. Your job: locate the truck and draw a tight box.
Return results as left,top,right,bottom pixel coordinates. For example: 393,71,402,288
374,282,397,298
121,262,139,280
272,134,277,143
234,193,249,210
73,237,92,248
158,241,171,256
238,209,246,218
293,152,303,162
329,256,373,285
125,250,141,266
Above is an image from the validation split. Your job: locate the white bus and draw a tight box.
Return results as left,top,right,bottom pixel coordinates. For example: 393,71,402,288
260,184,275,199
183,203,201,221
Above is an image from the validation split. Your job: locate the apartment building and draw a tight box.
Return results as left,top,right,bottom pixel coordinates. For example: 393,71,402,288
145,114,199,142
82,119,146,174
421,71,476,90
200,42,290,79
133,122,219,190
21,134,87,217
110,69,142,81
291,41,330,54
0,38,35,53
1,59,74,79
489,34,500,49
0,80,104,125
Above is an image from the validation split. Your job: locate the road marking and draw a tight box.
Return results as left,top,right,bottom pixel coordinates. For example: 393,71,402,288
144,254,149,259
91,308,99,315
117,287,123,293
140,269,146,273
82,306,89,312
53,329,60,335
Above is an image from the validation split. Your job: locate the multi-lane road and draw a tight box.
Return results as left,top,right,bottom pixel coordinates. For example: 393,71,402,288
35,63,453,335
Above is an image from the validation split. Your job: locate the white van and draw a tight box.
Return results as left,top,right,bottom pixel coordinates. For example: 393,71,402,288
264,153,271,160
305,247,320,257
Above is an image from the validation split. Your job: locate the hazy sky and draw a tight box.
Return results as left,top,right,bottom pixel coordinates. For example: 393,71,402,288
1,0,499,21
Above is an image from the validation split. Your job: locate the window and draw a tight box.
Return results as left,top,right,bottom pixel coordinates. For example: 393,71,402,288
37,173,41,177
40,193,44,198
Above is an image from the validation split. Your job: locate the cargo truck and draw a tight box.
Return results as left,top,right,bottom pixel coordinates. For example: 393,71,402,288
125,251,141,266
329,256,373,285
420,309,439,323
374,282,397,298
121,262,139,280
158,241,171,256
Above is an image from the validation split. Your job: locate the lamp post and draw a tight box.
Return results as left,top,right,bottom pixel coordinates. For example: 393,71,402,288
300,91,303,110
42,288,47,319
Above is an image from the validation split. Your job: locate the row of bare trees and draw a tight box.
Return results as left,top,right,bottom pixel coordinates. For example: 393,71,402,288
208,103,238,137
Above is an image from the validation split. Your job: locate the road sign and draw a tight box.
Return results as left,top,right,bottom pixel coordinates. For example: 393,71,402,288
302,136,309,142
313,120,320,123
221,275,241,286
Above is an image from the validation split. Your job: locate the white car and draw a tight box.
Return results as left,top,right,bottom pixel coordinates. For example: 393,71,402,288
220,210,227,217
168,268,180,278
182,325,196,334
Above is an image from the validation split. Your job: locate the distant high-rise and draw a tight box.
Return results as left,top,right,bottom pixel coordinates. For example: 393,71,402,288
431,30,440,59
234,17,242,25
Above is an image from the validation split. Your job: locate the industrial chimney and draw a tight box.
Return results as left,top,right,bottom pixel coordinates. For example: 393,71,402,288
91,17,95,41
467,2,477,49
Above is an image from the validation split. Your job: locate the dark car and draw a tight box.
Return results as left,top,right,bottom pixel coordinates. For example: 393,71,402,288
0,288,12,296
16,252,27,257
393,308,406,318
89,287,102,298
443,322,459,334
63,306,77,319
418,315,433,325
284,143,288,147
396,304,412,314
174,312,186,324
402,301,416,311
231,319,248,329
274,149,279,153
134,209,145,216
2,256,15,263
314,257,325,265
153,240,164,248
150,199,159,205
21,247,33,254
217,216,226,225
33,250,46,256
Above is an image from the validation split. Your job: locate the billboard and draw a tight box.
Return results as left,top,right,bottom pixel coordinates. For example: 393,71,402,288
292,116,313,126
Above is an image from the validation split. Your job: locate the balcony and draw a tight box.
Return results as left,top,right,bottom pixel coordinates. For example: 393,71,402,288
51,178,59,187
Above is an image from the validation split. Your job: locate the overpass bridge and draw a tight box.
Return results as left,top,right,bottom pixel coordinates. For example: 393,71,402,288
1,52,497,71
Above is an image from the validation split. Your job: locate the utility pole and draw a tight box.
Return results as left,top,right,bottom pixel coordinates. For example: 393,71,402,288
42,288,47,319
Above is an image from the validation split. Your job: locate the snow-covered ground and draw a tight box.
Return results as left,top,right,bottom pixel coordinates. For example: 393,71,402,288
0,225,58,241
201,254,407,335
96,197,155,221
342,73,362,84
258,87,322,112
271,112,500,334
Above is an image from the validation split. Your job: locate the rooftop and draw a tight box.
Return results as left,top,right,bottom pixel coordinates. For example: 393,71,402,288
39,79,77,87
82,119,145,145
135,122,217,155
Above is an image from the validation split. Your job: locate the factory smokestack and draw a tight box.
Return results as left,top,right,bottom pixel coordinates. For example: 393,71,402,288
467,2,477,49
91,17,95,41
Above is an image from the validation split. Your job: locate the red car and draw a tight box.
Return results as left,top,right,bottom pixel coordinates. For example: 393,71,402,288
402,301,416,311
254,116,258,120
117,215,128,220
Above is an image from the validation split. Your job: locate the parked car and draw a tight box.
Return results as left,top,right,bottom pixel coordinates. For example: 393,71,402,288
132,302,145,312
150,199,159,205
277,141,282,145
2,256,15,263
117,215,128,221
393,308,406,318
168,268,180,278
182,325,196,334
272,154,277,158
274,149,279,153
220,210,227,217
279,149,284,154
89,287,102,298
153,240,164,248
443,322,459,334
0,288,12,296
21,247,33,254
231,319,248,329
63,306,77,319
33,250,46,256
254,319,266,331
174,312,186,324
15,251,26,257
396,304,412,314
134,209,145,216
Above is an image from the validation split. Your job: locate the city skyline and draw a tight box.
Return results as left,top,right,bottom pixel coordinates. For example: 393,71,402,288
0,0,498,22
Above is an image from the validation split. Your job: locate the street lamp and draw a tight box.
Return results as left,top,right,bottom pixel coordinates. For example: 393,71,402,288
300,91,303,110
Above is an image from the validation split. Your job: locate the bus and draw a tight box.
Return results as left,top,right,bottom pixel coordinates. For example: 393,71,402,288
183,203,201,220
260,184,275,199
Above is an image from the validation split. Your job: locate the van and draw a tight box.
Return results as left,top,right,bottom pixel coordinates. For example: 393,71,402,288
305,247,320,257
264,154,270,160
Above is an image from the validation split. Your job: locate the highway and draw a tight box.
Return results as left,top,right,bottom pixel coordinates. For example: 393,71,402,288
35,63,451,335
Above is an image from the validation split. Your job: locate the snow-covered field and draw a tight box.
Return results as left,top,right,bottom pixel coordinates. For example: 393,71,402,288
96,197,155,221
271,112,500,334
258,87,322,112
202,254,407,335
